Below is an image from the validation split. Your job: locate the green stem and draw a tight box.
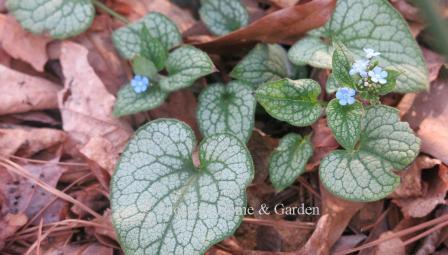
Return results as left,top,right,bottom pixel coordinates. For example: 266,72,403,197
92,0,130,25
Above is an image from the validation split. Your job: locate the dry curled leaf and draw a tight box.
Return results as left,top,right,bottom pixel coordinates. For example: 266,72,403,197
0,125,66,157
0,14,51,71
0,65,61,115
192,0,336,53
57,41,132,153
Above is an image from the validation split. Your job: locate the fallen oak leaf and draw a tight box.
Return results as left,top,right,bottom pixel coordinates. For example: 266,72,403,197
191,0,336,54
0,14,51,72
58,41,132,153
0,125,66,157
0,65,61,115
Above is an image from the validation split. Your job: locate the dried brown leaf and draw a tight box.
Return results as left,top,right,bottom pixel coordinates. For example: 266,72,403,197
307,118,339,170
74,31,129,94
399,75,448,164
0,213,27,249
57,41,132,153
80,137,118,189
70,184,107,218
393,164,448,218
0,14,51,71
192,0,336,53
391,155,441,198
0,125,66,157
373,231,406,255
115,0,196,32
43,242,113,255
423,47,446,82
298,185,364,255
0,65,61,115
0,161,67,225
269,0,300,8
390,0,422,22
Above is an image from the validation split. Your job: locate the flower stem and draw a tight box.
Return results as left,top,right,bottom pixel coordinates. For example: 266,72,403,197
91,0,130,25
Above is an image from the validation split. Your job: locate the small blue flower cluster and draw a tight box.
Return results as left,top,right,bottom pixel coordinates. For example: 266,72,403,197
337,48,388,106
131,75,150,93
349,48,388,85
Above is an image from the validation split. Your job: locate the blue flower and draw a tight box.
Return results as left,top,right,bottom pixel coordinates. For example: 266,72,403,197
349,59,369,78
363,48,380,59
336,87,356,106
131,75,150,93
368,66,388,84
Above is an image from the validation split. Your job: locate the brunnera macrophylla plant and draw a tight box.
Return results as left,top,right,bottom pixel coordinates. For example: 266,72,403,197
5,0,425,254
112,14,216,116
256,43,420,202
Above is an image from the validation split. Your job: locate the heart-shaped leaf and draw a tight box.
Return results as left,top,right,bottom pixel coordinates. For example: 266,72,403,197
199,0,249,36
111,119,254,254
255,78,322,127
319,105,420,201
6,0,95,38
159,46,215,92
269,133,313,191
230,44,293,89
326,99,363,150
288,0,429,93
113,83,168,117
197,81,256,143
112,12,181,59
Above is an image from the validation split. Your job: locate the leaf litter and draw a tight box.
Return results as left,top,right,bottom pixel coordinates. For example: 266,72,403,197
0,0,447,254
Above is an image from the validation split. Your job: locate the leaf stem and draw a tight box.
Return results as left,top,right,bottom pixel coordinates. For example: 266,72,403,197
91,0,130,25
